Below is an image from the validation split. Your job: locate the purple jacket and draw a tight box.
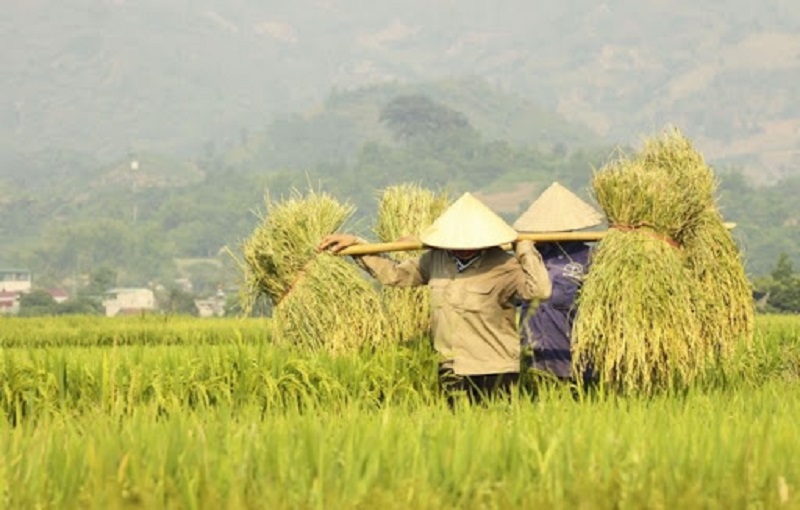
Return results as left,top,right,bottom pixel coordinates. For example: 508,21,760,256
519,242,592,379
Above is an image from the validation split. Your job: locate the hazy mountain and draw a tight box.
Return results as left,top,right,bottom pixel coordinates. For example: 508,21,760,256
4,0,800,180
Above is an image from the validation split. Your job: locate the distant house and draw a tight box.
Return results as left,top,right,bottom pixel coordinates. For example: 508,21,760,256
103,288,156,317
48,288,69,304
194,289,227,318
0,268,32,293
0,290,20,315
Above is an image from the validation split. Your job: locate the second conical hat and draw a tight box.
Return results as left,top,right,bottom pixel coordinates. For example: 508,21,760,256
419,192,517,249
513,182,604,232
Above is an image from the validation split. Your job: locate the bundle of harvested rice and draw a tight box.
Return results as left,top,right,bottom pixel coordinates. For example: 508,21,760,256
682,208,755,363
238,188,388,352
638,128,717,236
374,183,449,342
642,128,754,360
573,156,706,394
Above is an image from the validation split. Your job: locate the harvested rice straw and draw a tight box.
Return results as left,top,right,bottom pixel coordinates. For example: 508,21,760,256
639,127,717,238
573,154,710,395
374,184,449,342
593,151,712,243
238,188,388,352
683,208,755,363
642,128,755,361
573,229,700,394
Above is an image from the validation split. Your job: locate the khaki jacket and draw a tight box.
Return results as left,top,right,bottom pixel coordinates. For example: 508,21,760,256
356,241,551,375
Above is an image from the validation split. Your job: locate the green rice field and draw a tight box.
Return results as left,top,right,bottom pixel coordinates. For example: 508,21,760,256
2,315,799,509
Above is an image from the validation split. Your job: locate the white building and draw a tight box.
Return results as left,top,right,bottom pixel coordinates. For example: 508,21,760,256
194,288,227,318
0,269,32,293
103,288,156,317
0,291,20,315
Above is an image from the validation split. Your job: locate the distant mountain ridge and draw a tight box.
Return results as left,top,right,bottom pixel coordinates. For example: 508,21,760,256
4,1,800,180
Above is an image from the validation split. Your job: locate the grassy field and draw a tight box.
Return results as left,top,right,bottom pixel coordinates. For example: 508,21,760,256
1,315,799,509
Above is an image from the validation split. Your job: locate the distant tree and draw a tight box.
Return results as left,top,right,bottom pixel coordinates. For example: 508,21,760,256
771,253,794,282
380,95,474,143
551,141,567,159
160,286,198,316
18,289,58,316
186,262,224,296
754,253,800,313
86,266,117,296
57,296,102,315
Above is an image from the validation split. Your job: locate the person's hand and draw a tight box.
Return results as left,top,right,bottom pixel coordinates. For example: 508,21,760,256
514,239,534,257
317,234,360,253
395,234,419,243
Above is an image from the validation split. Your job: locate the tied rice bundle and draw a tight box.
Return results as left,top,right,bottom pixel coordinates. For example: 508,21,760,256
682,209,755,362
573,229,699,394
574,153,708,395
642,128,755,361
239,189,388,352
374,184,449,342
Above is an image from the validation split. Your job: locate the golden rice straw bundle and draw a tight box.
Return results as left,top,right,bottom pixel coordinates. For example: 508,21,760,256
682,208,755,362
573,153,709,395
374,183,449,342
641,128,755,360
638,127,717,237
239,188,388,352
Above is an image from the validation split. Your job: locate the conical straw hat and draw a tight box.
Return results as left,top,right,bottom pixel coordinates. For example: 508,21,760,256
513,182,604,232
419,192,518,249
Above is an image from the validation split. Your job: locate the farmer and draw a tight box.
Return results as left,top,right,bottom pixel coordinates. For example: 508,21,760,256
513,182,604,384
317,192,552,404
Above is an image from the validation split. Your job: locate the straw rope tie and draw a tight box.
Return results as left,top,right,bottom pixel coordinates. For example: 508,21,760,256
610,222,681,249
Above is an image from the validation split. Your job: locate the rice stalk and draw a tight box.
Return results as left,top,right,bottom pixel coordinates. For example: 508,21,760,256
573,230,703,395
238,188,388,352
683,208,755,363
641,128,755,363
374,184,449,342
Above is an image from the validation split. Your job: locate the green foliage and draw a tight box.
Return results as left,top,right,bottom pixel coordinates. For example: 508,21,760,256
754,253,800,313
86,266,117,296
380,94,475,142
158,286,199,316
18,289,58,316
716,170,800,275
13,218,176,286
18,290,103,317
2,81,799,289
772,252,795,281
55,296,103,316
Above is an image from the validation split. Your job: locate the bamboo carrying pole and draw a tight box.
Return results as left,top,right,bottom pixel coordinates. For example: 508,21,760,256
338,232,602,256
337,223,737,256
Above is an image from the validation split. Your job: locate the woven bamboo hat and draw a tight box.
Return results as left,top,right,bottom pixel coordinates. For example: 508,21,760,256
513,182,604,232
419,192,517,249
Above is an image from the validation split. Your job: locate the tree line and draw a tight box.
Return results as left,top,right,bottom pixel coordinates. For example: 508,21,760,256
2,91,799,313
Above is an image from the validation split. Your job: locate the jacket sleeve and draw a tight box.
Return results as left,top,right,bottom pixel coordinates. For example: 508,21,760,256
353,250,431,287
512,240,552,301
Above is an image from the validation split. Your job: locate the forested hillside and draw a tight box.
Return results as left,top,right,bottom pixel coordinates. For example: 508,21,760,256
0,81,610,285
2,81,798,293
